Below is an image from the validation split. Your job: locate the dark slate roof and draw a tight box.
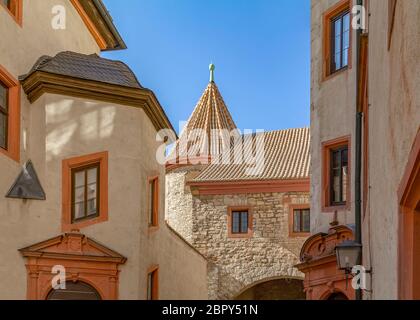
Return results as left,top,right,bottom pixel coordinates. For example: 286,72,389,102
20,51,142,89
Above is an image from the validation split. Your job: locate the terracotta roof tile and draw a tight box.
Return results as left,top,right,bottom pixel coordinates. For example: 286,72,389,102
167,82,238,162
193,127,310,182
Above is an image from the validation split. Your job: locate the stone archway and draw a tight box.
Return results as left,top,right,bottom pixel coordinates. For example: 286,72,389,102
235,278,305,300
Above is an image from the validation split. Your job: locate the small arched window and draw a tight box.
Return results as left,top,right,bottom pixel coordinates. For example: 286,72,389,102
47,281,102,300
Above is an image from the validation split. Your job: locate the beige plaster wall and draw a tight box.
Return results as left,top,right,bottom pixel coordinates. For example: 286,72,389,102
0,0,99,299
0,1,208,299
311,0,420,300
0,0,100,78
310,0,357,234
363,0,420,300
0,93,208,299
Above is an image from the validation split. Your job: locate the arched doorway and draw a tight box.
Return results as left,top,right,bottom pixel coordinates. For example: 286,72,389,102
47,281,102,300
326,292,349,300
235,278,305,300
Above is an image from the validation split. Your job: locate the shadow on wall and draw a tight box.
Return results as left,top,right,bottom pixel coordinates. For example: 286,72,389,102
44,97,117,162
235,278,305,300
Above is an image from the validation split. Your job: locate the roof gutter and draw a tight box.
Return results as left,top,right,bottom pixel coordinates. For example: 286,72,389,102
92,0,127,50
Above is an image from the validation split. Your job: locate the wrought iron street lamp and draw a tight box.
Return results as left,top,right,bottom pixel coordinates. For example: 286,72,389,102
335,240,362,273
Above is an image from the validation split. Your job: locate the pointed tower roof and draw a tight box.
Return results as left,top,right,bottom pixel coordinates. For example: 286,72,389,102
167,64,238,167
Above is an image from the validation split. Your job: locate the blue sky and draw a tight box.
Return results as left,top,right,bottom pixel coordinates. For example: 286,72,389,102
103,0,310,133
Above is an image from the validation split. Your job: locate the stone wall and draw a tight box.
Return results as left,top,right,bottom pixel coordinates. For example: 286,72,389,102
165,165,205,243
191,192,310,299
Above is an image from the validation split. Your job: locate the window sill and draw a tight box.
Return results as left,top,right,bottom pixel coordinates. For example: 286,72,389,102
227,232,253,239
62,214,108,233
0,146,19,163
148,225,160,235
323,66,349,82
322,204,350,213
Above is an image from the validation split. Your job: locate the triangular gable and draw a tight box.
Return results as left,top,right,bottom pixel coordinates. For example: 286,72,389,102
6,160,46,200
19,231,126,264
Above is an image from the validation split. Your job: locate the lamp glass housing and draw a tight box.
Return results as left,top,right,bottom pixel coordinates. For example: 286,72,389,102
335,240,362,271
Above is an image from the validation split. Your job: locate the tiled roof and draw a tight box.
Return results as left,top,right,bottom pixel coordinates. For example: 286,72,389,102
167,81,238,162
193,127,310,182
20,51,142,89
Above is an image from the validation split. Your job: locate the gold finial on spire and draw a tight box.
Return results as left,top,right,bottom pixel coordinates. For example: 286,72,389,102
209,63,215,83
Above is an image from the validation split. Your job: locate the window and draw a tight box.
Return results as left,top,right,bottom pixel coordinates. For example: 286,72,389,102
322,136,351,211
330,10,350,73
148,176,159,227
72,164,100,222
147,266,159,300
0,65,20,162
231,211,249,234
0,82,8,150
227,207,253,238
289,204,311,237
62,152,108,232
293,208,310,233
2,0,10,8
1,0,22,25
323,0,351,78
330,146,349,205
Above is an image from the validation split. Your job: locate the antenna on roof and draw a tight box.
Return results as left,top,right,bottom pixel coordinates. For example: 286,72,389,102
209,63,215,83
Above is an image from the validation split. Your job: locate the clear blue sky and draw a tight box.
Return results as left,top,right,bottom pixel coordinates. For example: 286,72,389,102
102,0,310,133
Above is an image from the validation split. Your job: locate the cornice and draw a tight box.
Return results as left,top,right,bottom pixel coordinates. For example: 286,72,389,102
187,178,310,195
20,71,175,133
